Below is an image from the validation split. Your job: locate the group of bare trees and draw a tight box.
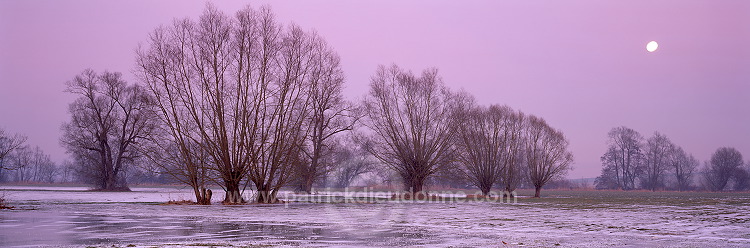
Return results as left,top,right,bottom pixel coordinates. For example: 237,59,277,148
452,104,573,197
57,5,573,202
134,5,352,204
0,128,58,183
596,126,748,191
361,65,573,198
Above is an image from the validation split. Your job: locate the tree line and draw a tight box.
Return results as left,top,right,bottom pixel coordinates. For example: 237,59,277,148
595,126,749,191
48,5,575,204
0,128,59,183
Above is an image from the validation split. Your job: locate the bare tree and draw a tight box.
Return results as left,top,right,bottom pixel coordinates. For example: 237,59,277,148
330,138,375,188
245,21,314,203
671,146,698,191
361,65,459,195
61,69,156,191
641,132,673,191
597,126,644,190
8,146,33,182
58,160,77,183
294,31,355,194
138,5,336,203
524,115,573,197
28,146,56,183
3,145,55,183
0,128,27,176
138,6,252,203
455,104,512,196
498,108,526,196
702,147,744,191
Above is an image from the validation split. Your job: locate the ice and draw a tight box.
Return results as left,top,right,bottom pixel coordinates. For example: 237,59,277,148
1,186,750,247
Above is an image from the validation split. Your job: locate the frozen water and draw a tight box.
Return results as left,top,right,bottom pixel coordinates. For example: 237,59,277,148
1,186,749,247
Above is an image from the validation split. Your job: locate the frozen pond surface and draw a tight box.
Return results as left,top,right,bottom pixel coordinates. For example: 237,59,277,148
1,186,750,247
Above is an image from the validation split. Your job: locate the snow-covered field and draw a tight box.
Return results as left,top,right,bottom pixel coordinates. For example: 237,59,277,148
1,186,749,247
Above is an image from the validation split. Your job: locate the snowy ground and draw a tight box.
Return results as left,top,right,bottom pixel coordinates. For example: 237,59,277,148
1,186,749,247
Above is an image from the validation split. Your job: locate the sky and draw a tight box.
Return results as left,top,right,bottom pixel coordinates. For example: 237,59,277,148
1,0,749,178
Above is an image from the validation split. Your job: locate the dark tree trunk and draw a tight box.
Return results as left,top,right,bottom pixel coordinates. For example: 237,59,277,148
481,187,491,197
303,176,314,194
504,185,516,198
534,186,541,198
404,175,427,200
255,184,279,203
223,181,244,204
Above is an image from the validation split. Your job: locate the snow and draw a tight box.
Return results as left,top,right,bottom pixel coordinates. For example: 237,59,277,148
1,186,750,247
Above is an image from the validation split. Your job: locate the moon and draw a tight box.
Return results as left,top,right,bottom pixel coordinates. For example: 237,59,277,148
646,41,658,52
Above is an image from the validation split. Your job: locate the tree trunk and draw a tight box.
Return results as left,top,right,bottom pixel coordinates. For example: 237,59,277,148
480,184,491,196
256,184,279,203
534,186,541,198
303,177,314,194
223,181,244,204
404,176,426,200
193,187,202,204
504,186,516,198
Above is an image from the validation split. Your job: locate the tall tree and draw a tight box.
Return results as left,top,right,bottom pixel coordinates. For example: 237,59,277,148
641,132,674,191
139,5,257,203
702,147,744,191
138,5,339,203
295,30,355,194
455,104,515,196
498,108,526,196
245,21,314,203
671,146,698,191
61,70,156,191
524,115,573,197
362,65,459,195
596,126,644,190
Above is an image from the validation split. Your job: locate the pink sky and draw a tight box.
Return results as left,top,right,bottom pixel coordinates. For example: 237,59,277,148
1,1,749,178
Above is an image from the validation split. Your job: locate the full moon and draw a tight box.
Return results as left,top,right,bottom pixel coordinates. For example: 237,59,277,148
646,41,659,52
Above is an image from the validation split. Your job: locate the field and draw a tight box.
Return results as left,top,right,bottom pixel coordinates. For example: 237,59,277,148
1,186,749,247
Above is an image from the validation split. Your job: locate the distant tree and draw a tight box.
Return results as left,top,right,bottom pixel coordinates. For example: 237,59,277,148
670,146,698,191
3,145,56,183
58,160,77,183
0,128,27,177
524,115,573,197
330,138,375,188
27,146,56,183
61,69,157,191
641,132,674,191
429,161,470,189
597,126,644,190
8,146,33,182
594,164,620,190
732,166,750,191
702,147,743,191
361,65,459,195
